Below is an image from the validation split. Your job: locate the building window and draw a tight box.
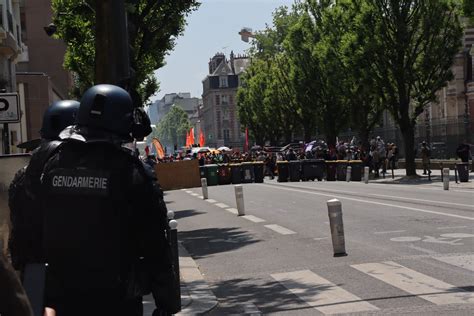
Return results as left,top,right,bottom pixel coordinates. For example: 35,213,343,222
221,95,228,105
220,76,228,88
223,129,230,140
229,95,234,105
216,110,222,139
215,95,220,105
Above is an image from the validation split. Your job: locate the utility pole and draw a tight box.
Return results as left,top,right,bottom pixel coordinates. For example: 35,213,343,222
94,0,130,87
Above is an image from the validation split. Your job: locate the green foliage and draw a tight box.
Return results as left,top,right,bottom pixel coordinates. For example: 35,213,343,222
364,0,463,174
156,106,191,148
51,0,199,104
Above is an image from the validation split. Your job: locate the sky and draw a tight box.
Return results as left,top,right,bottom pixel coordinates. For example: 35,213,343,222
151,0,295,102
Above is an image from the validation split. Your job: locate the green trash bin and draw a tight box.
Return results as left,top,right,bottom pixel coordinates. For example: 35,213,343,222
456,162,469,182
301,159,325,181
218,164,232,185
241,162,255,183
277,161,289,182
289,160,302,182
230,163,242,184
205,164,218,186
253,161,265,183
349,160,363,181
326,160,337,181
336,160,348,181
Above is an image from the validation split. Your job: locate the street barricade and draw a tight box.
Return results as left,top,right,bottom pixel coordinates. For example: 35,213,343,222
241,162,255,183
326,161,337,181
253,162,264,183
217,164,232,185
277,161,289,182
230,163,242,184
301,159,325,181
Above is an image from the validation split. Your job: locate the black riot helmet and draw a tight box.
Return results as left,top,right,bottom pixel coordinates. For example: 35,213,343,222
77,84,134,138
40,100,80,140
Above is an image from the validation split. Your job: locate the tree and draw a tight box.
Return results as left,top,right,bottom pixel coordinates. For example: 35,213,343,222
156,106,191,150
51,0,199,105
338,0,385,149
364,0,463,176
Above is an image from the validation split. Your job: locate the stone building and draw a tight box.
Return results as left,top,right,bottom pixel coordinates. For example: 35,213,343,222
201,51,250,149
16,0,73,144
0,0,25,154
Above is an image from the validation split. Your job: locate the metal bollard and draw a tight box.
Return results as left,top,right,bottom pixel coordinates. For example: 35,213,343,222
167,210,175,220
346,166,351,182
327,199,348,257
234,185,245,216
201,177,208,200
364,166,369,184
443,168,449,190
168,219,182,312
454,165,459,184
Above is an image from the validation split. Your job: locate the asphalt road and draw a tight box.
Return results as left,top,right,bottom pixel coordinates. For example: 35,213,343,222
166,177,474,315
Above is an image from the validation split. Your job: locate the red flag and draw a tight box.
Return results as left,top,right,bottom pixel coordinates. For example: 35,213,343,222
199,129,205,147
189,127,195,145
244,127,249,152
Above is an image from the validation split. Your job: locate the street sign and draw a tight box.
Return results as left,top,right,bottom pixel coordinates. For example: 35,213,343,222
0,93,20,123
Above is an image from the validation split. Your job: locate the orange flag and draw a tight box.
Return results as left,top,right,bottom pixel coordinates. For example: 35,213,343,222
199,129,205,147
185,130,190,147
152,138,165,159
189,127,195,145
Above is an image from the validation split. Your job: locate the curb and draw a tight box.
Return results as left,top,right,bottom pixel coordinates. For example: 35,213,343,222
142,243,217,315
177,243,218,315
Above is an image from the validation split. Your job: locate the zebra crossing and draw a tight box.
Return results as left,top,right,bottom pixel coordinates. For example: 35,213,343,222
270,254,474,315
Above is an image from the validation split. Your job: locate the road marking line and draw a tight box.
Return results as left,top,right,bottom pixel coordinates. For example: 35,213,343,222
185,190,193,194
274,183,474,208
242,303,261,315
271,270,379,314
352,261,474,305
434,254,474,272
374,230,406,234
226,208,238,214
263,184,474,221
205,199,217,203
437,226,468,230
215,203,229,208
242,215,265,223
198,195,203,199
190,193,199,196
264,224,296,235
408,245,437,254
314,237,329,241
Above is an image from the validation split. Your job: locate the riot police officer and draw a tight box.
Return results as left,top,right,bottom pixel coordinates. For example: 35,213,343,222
8,100,80,274
38,85,177,316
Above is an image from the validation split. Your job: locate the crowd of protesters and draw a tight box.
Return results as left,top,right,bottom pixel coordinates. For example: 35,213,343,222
141,135,402,179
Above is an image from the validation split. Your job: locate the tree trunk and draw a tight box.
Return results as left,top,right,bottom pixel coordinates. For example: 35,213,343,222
359,128,370,153
401,124,417,176
303,124,312,143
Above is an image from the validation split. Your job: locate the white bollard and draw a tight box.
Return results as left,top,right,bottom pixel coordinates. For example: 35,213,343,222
364,166,369,184
327,199,347,257
346,166,351,182
443,168,450,191
234,185,245,216
167,210,175,220
201,178,208,200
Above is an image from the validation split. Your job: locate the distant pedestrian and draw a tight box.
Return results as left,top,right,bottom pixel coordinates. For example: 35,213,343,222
456,141,471,163
420,141,431,175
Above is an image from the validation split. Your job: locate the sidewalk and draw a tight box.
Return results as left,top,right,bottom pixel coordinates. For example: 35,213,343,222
370,167,474,189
